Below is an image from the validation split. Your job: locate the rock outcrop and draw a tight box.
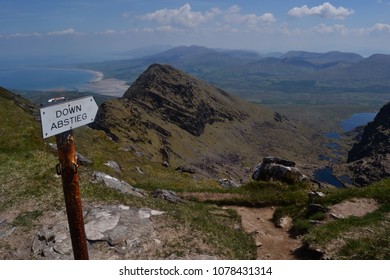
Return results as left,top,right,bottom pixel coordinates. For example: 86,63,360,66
218,178,241,189
347,102,390,186
152,189,184,203
32,205,165,260
91,171,147,197
252,156,308,184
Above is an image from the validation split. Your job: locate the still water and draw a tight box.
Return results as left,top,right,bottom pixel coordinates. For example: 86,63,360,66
0,67,98,91
317,112,377,187
340,112,377,132
313,167,345,188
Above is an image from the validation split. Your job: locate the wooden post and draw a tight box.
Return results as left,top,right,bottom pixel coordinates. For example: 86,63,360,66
56,130,89,260
40,95,97,259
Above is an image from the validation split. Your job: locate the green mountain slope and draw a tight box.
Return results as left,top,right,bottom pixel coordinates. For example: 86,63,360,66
1,82,389,260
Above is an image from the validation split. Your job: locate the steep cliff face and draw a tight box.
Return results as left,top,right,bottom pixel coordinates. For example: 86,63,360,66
347,102,390,186
93,64,319,180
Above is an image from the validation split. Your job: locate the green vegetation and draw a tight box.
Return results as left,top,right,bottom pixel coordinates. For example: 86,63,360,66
337,230,390,260
300,180,390,259
1,82,389,260
184,177,389,259
12,210,43,228
0,88,255,259
80,180,256,259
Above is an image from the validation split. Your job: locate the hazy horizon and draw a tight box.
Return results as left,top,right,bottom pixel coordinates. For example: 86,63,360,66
1,1,390,62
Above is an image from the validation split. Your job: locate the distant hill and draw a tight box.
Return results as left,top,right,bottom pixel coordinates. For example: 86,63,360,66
333,54,390,80
281,51,363,65
80,45,259,83
92,64,320,180
81,46,390,101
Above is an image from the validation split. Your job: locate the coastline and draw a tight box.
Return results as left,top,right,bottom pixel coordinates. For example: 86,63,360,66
86,69,104,83
0,65,130,96
80,70,130,97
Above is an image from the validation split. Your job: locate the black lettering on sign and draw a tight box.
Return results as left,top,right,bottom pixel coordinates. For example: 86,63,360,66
55,105,82,118
50,112,89,131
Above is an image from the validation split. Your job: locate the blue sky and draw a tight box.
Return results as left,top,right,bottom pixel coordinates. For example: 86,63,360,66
1,0,390,61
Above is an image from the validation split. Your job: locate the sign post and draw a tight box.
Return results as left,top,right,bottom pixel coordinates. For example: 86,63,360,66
40,96,98,260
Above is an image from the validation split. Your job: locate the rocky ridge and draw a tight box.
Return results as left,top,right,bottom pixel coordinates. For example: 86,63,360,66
92,64,320,181
347,102,390,186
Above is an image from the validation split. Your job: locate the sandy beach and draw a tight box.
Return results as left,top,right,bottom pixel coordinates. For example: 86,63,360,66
80,70,130,97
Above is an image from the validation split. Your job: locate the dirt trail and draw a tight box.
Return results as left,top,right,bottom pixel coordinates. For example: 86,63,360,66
181,192,302,259
228,206,301,260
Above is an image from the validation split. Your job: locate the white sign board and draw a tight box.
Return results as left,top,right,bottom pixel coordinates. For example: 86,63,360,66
40,96,98,138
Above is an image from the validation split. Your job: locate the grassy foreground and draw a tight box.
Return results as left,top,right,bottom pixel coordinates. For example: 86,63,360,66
1,88,388,259
0,88,255,259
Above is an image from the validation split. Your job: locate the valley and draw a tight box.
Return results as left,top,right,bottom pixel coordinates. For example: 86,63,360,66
0,46,389,260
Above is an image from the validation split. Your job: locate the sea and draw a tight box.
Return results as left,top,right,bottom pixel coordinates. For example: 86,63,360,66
0,67,99,91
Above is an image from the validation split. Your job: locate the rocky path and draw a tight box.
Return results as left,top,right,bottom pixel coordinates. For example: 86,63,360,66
181,192,302,260
228,206,301,260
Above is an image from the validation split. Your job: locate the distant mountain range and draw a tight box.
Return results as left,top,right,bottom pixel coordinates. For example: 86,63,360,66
80,45,390,99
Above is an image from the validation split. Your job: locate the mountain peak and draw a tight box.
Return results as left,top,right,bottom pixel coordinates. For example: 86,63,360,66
123,63,246,136
92,63,318,179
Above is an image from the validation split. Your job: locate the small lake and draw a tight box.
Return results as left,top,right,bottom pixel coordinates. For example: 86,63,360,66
316,112,377,187
340,112,377,132
0,67,99,91
325,132,341,140
313,167,345,188
322,111,377,150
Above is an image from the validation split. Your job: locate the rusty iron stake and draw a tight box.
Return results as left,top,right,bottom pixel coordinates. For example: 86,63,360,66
56,130,89,260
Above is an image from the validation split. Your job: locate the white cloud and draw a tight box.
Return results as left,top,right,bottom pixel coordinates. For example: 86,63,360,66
311,23,349,35
1,28,81,39
47,28,77,36
156,25,180,32
140,4,274,32
96,29,128,35
370,23,390,33
99,29,118,35
142,3,218,28
8,32,42,38
225,10,276,27
221,5,276,33
288,2,354,19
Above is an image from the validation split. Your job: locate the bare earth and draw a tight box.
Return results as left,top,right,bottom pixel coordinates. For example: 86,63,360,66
228,206,301,260
181,192,301,259
181,193,381,260
328,198,379,219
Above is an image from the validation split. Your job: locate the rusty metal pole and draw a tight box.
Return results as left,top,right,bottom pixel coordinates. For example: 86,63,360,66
56,130,89,260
